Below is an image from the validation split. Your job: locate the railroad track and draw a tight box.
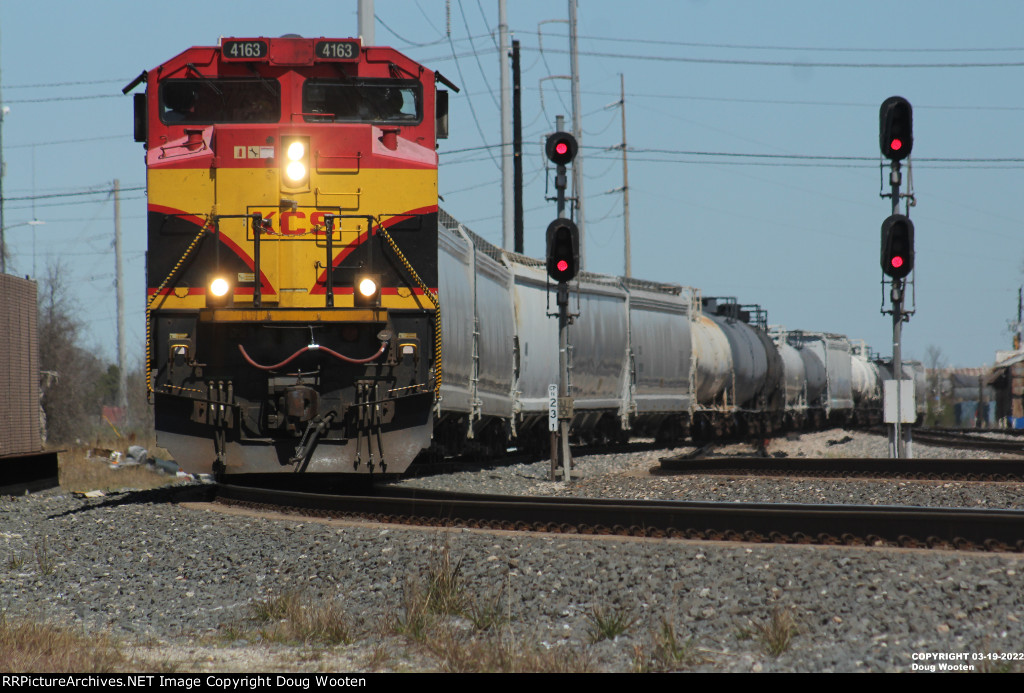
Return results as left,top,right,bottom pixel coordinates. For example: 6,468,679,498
655,455,1024,481
910,429,1024,456
862,426,1024,456
214,482,1024,553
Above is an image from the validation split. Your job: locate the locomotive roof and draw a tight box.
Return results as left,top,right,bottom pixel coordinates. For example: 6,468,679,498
141,36,430,79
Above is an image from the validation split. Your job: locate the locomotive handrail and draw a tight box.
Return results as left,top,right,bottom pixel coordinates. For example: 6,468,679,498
237,341,387,371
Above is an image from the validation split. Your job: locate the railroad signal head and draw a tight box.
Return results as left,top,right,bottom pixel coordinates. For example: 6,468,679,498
880,96,913,161
546,218,580,283
545,131,578,167
881,214,914,279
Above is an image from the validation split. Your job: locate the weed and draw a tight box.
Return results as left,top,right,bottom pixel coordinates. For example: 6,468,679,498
0,615,126,673
247,591,357,646
650,617,706,669
389,546,480,639
585,603,638,644
424,547,467,616
426,629,592,673
250,591,303,624
365,643,393,671
388,578,435,641
465,587,507,631
750,607,798,657
7,553,25,570
34,537,56,576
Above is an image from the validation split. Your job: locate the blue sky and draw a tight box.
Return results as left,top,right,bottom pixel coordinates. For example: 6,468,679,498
2,0,1022,369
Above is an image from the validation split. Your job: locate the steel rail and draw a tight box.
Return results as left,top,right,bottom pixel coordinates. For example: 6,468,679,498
910,431,1024,456
215,483,1024,552
655,455,1024,481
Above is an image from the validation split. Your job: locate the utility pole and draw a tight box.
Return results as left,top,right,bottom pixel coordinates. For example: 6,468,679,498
568,0,585,268
619,74,631,277
358,0,374,46
512,39,524,253
114,180,126,409
499,0,513,250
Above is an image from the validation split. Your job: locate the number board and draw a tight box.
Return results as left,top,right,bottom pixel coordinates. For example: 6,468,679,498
222,39,269,61
548,384,558,432
314,40,360,62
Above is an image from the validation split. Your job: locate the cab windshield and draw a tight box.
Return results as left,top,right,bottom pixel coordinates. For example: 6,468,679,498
159,78,281,124
302,79,421,124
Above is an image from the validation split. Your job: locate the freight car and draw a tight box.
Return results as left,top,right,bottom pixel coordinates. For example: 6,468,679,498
129,36,887,478
0,274,58,491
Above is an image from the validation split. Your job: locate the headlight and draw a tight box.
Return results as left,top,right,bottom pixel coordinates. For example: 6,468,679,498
285,161,307,182
358,277,378,298
210,277,231,297
207,275,233,308
287,140,306,161
281,136,310,188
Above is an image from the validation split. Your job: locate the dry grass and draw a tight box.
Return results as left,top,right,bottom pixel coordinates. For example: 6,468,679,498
246,591,358,646
425,629,592,673
0,615,127,673
57,441,176,493
750,607,799,657
585,603,638,643
633,617,711,671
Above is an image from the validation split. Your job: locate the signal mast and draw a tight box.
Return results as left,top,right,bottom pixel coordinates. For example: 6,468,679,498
879,96,916,458
545,129,579,481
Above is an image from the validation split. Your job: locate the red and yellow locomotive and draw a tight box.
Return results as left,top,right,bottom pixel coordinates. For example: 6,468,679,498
128,36,450,476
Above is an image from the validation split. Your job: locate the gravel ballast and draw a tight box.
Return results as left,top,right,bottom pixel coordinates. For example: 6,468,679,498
2,430,1023,673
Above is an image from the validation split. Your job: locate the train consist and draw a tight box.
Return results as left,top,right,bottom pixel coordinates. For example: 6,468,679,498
129,36,919,478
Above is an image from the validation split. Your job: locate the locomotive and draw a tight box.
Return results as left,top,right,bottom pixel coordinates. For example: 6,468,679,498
128,36,911,478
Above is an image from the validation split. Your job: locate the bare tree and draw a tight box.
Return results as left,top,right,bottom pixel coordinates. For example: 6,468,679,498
924,345,948,426
37,263,109,443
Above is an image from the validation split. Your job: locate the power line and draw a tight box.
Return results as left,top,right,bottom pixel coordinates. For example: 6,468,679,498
5,185,144,202
445,11,500,170
573,33,1024,55
3,78,133,89
375,12,447,47
5,94,122,105
457,0,499,110
7,134,123,149
536,46,1024,69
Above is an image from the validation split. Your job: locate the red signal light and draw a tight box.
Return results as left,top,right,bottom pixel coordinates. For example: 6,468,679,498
546,218,580,283
545,131,577,166
880,96,912,161
881,214,914,279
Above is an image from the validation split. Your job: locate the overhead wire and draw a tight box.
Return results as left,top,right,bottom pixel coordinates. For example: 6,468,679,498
457,0,500,110
445,5,500,170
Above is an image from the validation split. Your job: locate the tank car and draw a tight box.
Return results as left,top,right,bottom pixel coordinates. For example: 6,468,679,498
694,299,784,439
